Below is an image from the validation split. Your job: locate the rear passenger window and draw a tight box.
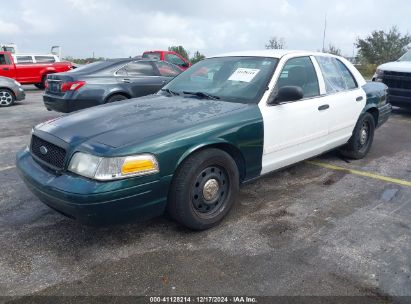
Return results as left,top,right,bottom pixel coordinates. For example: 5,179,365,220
165,54,186,66
142,52,161,60
155,61,181,77
316,56,357,93
16,56,33,64
35,56,55,63
117,61,156,76
276,56,320,98
335,60,357,90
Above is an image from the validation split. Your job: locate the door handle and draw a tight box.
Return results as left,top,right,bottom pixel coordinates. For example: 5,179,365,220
122,78,131,83
356,96,364,102
318,104,330,111
2,68,9,71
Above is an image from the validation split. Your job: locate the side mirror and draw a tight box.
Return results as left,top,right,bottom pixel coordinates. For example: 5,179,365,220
181,62,189,68
269,86,304,104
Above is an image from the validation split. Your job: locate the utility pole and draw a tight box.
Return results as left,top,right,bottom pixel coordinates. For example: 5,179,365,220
322,13,327,52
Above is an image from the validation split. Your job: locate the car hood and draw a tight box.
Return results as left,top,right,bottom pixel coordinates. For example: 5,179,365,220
378,61,411,73
37,94,249,148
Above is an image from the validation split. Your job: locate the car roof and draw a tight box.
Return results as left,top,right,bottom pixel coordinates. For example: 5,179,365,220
13,53,57,57
210,49,339,59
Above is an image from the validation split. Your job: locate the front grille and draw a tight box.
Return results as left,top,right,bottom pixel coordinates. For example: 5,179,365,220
31,135,66,169
384,71,411,78
382,78,411,90
381,71,411,90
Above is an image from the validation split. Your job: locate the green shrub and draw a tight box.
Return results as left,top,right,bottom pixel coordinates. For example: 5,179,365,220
356,64,378,80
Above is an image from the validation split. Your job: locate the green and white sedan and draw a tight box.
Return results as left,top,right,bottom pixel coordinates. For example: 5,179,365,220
16,50,391,230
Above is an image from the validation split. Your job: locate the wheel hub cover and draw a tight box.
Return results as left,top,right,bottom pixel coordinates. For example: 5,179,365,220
202,179,219,201
360,128,368,145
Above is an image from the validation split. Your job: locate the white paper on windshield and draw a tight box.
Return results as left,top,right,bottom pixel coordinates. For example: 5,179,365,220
228,68,260,82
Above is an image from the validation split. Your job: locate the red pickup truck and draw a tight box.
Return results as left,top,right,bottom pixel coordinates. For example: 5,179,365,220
0,52,72,89
142,50,191,70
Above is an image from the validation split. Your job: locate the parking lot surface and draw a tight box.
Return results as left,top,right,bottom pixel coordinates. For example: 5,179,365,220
0,87,410,301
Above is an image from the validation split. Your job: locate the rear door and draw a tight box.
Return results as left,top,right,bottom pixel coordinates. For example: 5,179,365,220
115,61,165,97
314,56,366,148
14,55,40,83
0,53,16,79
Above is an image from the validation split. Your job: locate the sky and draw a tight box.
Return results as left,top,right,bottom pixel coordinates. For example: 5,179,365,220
1,0,410,59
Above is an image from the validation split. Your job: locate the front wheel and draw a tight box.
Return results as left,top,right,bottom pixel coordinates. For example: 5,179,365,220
0,89,16,107
340,112,375,159
167,148,239,230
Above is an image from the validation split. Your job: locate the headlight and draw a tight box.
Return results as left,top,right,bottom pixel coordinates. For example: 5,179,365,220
68,152,159,181
375,69,384,77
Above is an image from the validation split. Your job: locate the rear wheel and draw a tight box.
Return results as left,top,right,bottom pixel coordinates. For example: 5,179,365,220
106,94,128,103
167,148,239,230
340,112,375,159
35,75,47,90
0,89,15,107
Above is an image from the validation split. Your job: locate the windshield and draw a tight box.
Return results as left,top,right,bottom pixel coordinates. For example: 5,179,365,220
162,56,278,104
398,50,411,61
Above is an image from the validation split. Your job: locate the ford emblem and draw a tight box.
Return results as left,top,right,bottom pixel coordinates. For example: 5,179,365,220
39,146,48,155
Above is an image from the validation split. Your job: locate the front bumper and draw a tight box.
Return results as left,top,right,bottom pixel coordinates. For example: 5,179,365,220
14,86,26,101
387,88,411,108
16,149,171,224
377,103,392,128
43,93,101,113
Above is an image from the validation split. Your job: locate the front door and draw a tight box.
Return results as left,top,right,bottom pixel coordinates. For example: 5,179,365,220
259,56,330,174
0,54,16,79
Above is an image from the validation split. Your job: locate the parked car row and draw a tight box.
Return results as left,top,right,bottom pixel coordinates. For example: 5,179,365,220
16,50,391,230
0,49,191,109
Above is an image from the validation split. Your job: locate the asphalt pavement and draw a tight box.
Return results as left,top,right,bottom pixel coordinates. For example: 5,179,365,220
0,86,410,302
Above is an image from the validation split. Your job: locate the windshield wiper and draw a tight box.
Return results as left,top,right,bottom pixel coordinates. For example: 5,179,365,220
161,88,179,96
183,91,220,100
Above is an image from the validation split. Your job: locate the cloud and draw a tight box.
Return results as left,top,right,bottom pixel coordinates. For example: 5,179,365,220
1,0,411,58
0,20,21,35
66,0,112,15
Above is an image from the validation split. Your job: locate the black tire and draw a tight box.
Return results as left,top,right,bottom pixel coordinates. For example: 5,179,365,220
340,112,375,159
167,148,239,230
35,76,47,90
0,89,16,107
106,94,128,103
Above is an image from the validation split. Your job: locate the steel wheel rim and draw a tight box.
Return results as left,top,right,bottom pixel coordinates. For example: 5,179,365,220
359,121,370,147
0,91,13,106
191,165,229,219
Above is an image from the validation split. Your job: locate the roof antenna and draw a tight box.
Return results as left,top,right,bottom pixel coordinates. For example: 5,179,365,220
322,13,327,52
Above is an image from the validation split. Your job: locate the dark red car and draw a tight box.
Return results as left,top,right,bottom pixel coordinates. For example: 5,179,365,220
142,50,191,70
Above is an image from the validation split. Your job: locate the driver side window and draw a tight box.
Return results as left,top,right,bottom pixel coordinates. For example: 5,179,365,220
0,54,8,65
276,56,320,99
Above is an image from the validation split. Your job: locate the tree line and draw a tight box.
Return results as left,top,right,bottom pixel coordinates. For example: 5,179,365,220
264,26,411,65
65,27,410,67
